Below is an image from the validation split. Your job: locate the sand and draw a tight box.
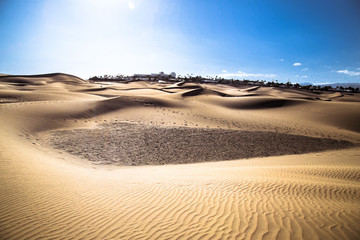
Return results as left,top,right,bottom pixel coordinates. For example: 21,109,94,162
0,73,360,239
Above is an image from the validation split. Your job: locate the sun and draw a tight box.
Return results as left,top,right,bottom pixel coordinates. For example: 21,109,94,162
128,1,135,10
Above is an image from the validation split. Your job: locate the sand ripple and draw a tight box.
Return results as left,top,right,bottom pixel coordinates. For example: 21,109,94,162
1,146,359,239
1,74,360,239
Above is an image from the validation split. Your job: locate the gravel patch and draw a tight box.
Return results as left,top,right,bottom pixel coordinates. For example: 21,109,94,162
47,122,355,166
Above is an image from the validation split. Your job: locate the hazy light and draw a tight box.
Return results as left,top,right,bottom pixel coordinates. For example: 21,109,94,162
128,1,135,10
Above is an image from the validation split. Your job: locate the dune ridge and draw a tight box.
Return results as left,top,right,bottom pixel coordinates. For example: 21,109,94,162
0,73,359,239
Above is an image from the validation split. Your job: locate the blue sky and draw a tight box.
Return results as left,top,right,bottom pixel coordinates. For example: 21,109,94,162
1,0,360,84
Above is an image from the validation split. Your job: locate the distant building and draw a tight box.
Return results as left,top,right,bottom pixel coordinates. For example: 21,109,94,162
133,74,149,78
203,79,217,83
134,72,176,79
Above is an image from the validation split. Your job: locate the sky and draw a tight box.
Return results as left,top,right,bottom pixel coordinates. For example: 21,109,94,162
1,0,360,84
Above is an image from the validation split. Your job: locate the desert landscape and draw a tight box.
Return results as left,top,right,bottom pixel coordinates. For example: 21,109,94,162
0,73,360,239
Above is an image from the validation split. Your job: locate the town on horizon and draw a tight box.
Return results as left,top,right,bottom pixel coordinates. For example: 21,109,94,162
88,71,360,93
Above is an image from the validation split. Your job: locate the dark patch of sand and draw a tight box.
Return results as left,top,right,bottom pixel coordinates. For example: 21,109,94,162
47,122,356,166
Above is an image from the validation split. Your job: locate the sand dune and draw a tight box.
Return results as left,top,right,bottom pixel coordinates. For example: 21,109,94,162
0,73,360,239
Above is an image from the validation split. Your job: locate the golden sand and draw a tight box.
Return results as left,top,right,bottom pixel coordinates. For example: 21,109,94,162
0,73,359,239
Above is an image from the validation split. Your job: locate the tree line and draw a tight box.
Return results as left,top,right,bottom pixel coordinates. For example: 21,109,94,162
88,74,359,93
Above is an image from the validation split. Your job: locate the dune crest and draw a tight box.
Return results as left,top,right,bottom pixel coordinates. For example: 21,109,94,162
1,74,360,239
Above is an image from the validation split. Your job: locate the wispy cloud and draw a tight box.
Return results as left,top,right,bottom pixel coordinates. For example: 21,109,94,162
222,70,227,73
219,70,276,79
295,75,308,78
280,59,285,62
293,62,302,66
336,69,360,76
302,68,309,71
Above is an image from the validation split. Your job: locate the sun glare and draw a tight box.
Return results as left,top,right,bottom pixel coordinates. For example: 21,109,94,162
128,1,135,10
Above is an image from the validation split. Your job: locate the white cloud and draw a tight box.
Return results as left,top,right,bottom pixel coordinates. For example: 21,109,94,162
302,68,309,71
293,62,302,66
336,69,360,76
222,70,227,73
219,70,276,79
128,1,135,10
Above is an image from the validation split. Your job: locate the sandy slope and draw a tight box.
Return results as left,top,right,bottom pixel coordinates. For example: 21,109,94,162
0,73,359,239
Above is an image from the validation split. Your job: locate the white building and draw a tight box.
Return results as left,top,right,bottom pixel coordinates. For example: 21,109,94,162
134,72,176,79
